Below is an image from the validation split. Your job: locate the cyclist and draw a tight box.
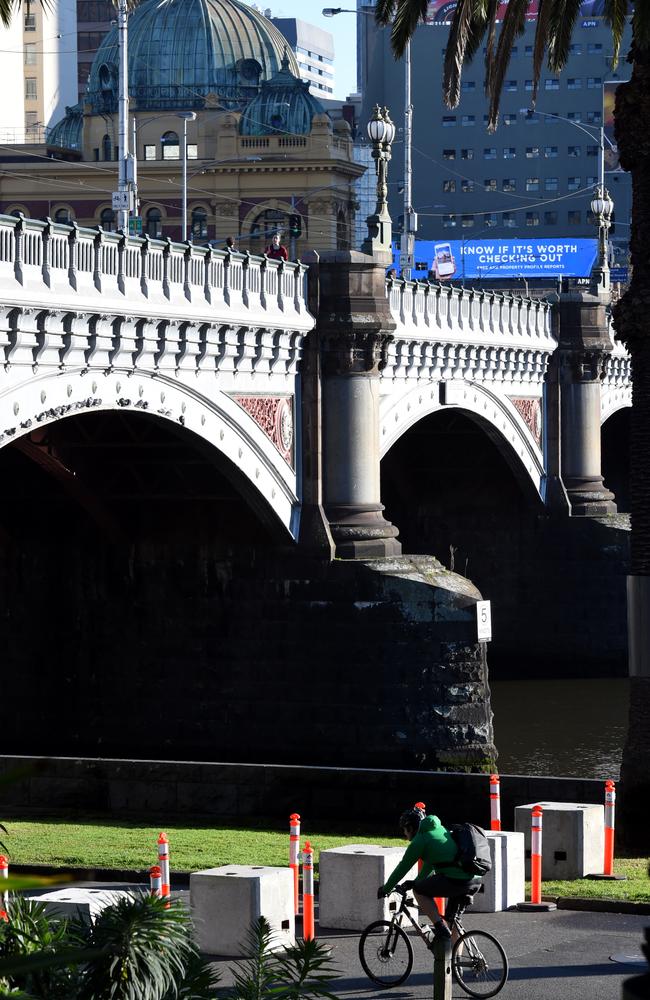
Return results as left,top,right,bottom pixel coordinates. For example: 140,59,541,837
377,808,482,943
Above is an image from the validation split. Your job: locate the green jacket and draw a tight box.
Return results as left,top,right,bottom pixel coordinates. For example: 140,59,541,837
381,814,471,894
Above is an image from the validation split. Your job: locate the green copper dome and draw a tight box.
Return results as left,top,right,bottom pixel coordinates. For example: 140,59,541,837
86,0,300,112
240,52,326,136
48,103,83,150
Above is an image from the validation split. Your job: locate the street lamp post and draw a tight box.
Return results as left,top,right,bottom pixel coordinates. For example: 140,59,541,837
177,111,197,241
361,104,395,263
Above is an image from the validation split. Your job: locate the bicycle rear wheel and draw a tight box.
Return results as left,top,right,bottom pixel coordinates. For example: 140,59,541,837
452,929,508,998
359,919,414,988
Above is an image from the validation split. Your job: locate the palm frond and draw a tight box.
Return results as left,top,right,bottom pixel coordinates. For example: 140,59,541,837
603,0,630,67
272,937,339,1000
390,0,430,59
546,0,585,72
486,0,529,130
530,0,553,105
374,0,397,25
444,0,485,108
483,0,500,101
632,2,650,52
227,917,278,1000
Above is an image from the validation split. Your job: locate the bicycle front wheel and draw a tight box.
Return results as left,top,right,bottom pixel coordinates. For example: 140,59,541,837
452,929,508,998
359,919,414,988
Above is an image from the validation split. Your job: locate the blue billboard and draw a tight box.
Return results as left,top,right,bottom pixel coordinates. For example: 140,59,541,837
396,238,598,280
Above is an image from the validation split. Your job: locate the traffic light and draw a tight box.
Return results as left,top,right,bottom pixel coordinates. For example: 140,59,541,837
288,213,301,238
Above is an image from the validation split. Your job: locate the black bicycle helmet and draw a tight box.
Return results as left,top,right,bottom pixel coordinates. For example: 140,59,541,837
399,808,424,834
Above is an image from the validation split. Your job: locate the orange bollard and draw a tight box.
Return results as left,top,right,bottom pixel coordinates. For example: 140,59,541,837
289,813,301,915
302,840,315,941
490,774,501,831
158,832,170,907
530,805,543,904
149,864,162,898
0,855,8,921
604,780,616,876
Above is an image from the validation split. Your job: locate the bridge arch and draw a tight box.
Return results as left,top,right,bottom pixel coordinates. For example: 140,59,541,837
380,379,545,499
601,384,632,425
0,366,299,538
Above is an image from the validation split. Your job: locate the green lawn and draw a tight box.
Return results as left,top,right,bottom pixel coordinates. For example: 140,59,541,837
3,817,649,904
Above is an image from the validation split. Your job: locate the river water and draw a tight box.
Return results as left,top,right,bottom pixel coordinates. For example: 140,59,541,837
489,678,630,780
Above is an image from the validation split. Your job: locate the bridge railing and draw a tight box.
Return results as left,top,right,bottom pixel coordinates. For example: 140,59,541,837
0,214,310,323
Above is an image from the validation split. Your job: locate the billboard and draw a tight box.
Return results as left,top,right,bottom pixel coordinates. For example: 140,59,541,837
604,80,622,172
426,0,614,23
396,238,598,279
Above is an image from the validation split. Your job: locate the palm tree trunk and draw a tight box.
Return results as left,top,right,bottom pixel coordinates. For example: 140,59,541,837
611,44,650,851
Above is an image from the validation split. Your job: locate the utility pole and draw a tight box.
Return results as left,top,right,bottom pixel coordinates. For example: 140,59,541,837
114,0,135,233
400,39,416,279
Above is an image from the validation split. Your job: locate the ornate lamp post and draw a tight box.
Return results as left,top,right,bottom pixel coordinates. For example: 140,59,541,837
361,105,395,264
590,185,614,293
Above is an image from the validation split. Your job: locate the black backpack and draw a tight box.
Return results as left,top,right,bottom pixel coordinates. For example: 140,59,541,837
449,822,492,877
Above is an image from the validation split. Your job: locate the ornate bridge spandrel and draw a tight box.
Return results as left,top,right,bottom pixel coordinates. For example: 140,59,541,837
232,395,294,467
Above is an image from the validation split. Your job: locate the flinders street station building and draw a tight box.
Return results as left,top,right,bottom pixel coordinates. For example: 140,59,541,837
0,0,363,252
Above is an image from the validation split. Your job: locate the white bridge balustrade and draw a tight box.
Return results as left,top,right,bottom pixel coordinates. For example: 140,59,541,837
0,214,633,538
0,214,313,536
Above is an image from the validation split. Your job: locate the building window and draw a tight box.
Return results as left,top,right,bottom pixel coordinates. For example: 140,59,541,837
502,212,516,227
100,208,116,231
568,176,581,191
587,145,599,157
25,77,37,100
461,115,475,126
461,80,475,91
102,134,112,161
503,113,517,125
526,146,539,158
567,111,582,122
568,145,581,157
526,177,539,192
24,43,37,65
54,208,72,224
145,207,163,238
586,111,602,124
461,148,473,160
443,149,456,160
568,210,581,225
144,144,156,160
25,111,38,140
588,43,603,53
483,212,498,226
545,145,558,157
587,76,602,88
503,147,516,159
502,178,516,191
461,214,474,228
443,179,456,192
526,212,540,226
161,130,180,159
545,177,559,191
443,215,457,228
442,116,456,127
461,179,474,192
484,148,497,159
545,211,558,225
568,78,581,89
191,207,208,240
24,10,35,29
484,178,497,191
187,143,198,160
545,78,560,90
505,80,517,91
586,175,598,186
524,80,534,91
524,111,539,123
569,43,582,54
250,208,287,242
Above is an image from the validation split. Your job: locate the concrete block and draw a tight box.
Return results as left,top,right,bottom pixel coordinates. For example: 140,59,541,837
25,887,135,924
190,865,294,957
472,831,525,912
318,844,418,931
514,802,604,880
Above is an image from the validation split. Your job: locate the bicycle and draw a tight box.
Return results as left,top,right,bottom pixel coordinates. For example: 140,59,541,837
359,884,509,998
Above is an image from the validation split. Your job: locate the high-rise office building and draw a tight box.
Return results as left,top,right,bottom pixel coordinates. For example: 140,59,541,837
358,5,632,263
270,17,335,97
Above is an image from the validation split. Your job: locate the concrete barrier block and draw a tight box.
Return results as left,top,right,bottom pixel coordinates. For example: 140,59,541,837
318,844,418,931
190,865,294,957
472,831,525,912
514,802,604,879
25,887,135,924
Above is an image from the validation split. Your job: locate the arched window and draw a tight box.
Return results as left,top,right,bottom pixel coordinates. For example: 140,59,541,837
54,207,72,224
102,134,111,161
145,207,162,238
250,208,286,243
161,130,179,160
191,207,208,240
100,207,115,232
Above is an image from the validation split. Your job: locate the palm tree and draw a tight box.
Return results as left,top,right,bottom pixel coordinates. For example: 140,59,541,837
376,0,650,850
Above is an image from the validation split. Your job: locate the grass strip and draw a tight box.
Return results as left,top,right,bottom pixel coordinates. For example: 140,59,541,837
3,817,649,903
